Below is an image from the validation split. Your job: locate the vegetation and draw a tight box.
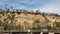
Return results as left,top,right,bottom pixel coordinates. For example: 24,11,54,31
45,25,52,30
55,21,60,27
23,21,30,29
0,10,60,32
32,19,41,30
0,12,18,31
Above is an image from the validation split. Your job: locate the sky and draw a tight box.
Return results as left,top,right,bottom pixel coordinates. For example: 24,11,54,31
0,0,60,15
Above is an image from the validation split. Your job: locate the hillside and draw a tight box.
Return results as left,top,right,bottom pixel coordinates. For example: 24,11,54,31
0,10,60,32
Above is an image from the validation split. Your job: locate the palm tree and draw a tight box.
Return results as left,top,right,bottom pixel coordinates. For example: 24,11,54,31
11,6,13,9
5,4,7,9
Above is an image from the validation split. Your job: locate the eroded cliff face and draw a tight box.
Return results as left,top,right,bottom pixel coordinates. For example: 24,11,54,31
0,11,60,30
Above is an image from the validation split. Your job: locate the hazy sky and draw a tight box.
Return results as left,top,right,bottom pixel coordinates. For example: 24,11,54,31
0,0,60,14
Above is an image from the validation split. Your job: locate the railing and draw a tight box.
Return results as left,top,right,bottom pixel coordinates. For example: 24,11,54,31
0,27,60,33
0,29,60,33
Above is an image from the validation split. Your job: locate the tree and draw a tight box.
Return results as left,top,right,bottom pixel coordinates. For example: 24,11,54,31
45,25,52,30
54,21,60,30
24,21,29,28
3,13,16,30
55,21,60,27
0,20,2,27
32,19,41,30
